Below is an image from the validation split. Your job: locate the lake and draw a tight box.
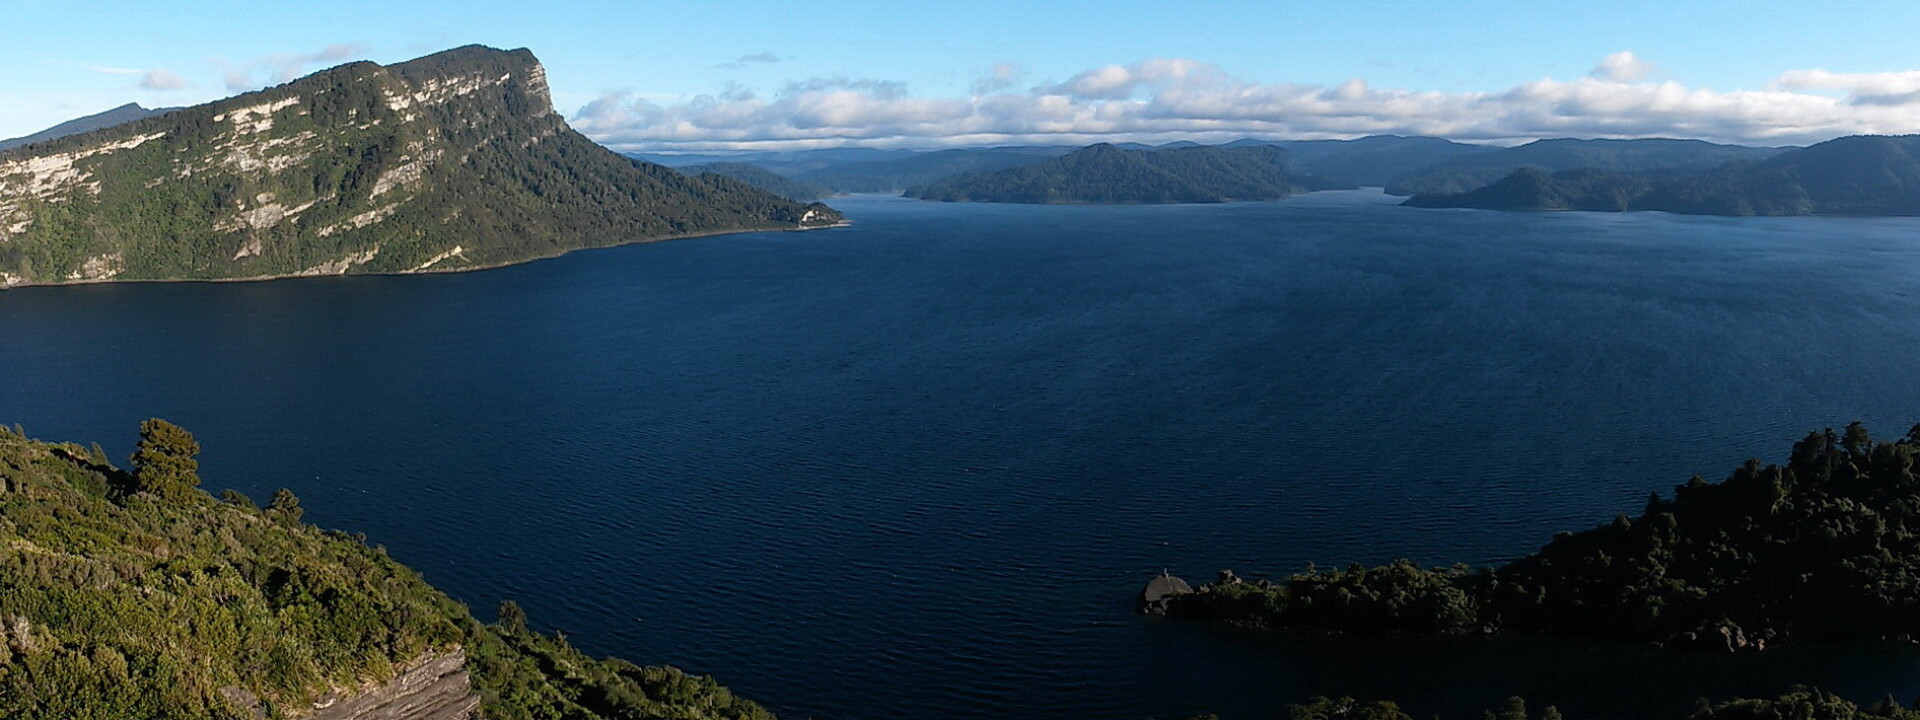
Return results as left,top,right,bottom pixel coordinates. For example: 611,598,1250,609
7,190,1920,718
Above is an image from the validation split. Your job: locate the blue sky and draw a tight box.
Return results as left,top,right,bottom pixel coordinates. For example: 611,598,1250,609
5,0,1920,149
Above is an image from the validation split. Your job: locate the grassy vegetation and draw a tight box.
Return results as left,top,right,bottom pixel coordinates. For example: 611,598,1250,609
0,420,770,719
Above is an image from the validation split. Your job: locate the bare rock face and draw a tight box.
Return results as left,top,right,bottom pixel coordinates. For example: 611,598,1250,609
1138,572,1194,615
305,649,481,720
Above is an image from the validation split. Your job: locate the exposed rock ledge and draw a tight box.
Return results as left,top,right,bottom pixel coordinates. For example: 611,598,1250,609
299,648,480,720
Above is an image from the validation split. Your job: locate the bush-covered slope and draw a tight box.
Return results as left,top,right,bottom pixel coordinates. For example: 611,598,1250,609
1163,423,1920,644
0,45,841,288
0,420,772,720
906,143,1350,204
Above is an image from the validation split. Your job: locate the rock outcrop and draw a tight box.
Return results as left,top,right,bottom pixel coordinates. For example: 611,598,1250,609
1138,571,1194,615
307,650,480,720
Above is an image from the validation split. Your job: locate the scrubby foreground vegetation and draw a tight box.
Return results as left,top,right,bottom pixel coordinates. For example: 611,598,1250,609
0,420,770,720
1167,423,1920,646
1283,687,1920,720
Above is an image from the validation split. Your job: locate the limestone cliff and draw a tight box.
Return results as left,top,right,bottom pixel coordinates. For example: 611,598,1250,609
0,45,842,288
305,650,479,720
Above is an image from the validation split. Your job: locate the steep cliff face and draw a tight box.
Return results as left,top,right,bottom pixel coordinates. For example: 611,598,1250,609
305,650,479,720
0,45,841,287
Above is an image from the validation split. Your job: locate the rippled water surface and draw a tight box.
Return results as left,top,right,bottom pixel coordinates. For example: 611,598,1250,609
9,191,1920,718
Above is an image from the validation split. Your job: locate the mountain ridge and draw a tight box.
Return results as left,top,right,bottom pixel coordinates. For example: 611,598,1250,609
905,143,1351,204
1405,134,1920,216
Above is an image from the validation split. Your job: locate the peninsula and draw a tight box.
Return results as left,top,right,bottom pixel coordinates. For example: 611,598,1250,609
0,45,841,289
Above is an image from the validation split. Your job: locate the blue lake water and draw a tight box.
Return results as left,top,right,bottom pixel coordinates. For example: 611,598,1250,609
8,191,1920,718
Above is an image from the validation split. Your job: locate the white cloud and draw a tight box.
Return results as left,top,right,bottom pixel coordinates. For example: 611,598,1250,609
972,62,1027,95
1775,68,1920,106
1590,51,1654,83
139,69,186,91
84,63,188,92
717,52,787,70
216,43,367,91
571,54,1920,152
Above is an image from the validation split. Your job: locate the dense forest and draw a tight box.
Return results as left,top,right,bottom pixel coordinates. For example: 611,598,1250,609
1403,135,1920,215
0,45,840,287
1384,138,1787,197
906,143,1351,204
1159,423,1920,645
0,420,769,719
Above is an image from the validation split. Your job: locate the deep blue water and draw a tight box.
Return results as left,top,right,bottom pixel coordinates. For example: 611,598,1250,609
8,191,1920,718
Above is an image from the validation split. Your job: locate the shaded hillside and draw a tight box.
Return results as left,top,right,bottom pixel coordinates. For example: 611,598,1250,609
682,162,829,201
0,420,771,719
906,143,1349,204
1405,135,1920,215
1270,135,1496,187
1162,422,1920,643
793,146,1072,193
0,103,164,152
1386,138,1788,196
0,45,840,288
629,147,916,178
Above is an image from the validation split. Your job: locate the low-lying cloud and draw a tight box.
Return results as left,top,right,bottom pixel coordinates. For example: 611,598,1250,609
717,52,788,70
571,53,1920,151
217,43,366,92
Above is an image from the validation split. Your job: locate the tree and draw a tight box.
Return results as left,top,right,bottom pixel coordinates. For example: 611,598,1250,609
130,418,200,502
267,488,304,527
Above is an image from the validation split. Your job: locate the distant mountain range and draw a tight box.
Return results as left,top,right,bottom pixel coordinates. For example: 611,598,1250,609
1405,135,1920,216
1385,138,1790,196
904,143,1350,204
680,161,830,202
1267,135,1497,187
0,45,840,288
0,103,166,151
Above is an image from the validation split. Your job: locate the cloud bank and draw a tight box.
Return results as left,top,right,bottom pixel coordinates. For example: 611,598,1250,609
570,53,1920,151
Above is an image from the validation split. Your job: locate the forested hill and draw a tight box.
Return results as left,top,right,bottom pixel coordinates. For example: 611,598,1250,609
905,143,1351,204
0,420,772,719
1385,137,1788,196
682,162,829,202
1404,135,1920,216
1160,422,1920,644
0,45,842,288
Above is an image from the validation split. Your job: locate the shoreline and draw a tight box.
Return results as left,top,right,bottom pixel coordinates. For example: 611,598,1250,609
0,219,851,292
